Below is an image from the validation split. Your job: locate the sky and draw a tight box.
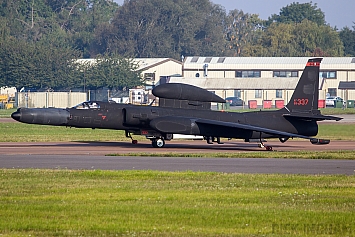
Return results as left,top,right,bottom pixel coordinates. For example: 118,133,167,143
113,0,354,29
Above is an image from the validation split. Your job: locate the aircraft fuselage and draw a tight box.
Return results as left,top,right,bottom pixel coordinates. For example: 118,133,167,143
12,102,318,140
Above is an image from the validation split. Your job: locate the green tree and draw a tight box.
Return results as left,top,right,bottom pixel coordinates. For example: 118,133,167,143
259,22,297,56
266,2,326,26
81,54,143,90
0,38,81,90
43,0,118,57
225,9,263,56
243,20,344,57
0,0,118,57
339,26,355,56
99,0,227,59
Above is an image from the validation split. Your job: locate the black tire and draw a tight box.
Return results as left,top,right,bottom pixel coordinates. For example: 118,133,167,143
152,138,165,148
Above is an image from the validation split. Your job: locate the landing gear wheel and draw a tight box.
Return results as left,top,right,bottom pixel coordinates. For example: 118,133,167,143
126,131,138,145
265,146,273,151
152,138,165,148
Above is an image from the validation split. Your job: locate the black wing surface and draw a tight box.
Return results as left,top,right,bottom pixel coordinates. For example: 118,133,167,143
195,118,312,139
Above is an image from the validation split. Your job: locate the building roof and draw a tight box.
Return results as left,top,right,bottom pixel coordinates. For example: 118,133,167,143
76,58,182,71
183,57,355,70
338,81,355,90
184,57,355,65
134,58,182,71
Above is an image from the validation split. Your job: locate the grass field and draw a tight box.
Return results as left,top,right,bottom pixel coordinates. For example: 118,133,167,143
109,150,355,160
1,109,355,236
1,169,355,236
0,108,16,118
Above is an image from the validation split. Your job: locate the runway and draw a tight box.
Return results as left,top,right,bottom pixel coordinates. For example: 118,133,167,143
0,140,354,175
0,140,355,155
1,154,355,175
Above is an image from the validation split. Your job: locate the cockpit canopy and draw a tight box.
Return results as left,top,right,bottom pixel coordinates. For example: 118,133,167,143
73,101,101,109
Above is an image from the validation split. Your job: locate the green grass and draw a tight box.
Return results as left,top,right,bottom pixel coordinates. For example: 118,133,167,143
317,124,355,140
109,150,355,159
319,108,355,115
0,108,16,118
0,122,133,142
0,169,354,236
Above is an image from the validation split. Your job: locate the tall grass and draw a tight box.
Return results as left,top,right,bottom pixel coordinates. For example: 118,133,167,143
0,169,354,236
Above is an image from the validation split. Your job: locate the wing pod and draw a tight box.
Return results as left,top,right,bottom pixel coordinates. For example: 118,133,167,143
310,138,330,145
153,83,225,103
153,83,225,110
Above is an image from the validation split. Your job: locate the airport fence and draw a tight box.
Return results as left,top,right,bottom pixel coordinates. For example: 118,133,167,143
16,91,88,108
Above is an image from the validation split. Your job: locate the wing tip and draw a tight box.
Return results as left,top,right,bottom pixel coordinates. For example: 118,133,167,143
310,138,330,145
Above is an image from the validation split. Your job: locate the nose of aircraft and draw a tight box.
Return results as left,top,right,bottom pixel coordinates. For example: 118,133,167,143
11,108,70,126
11,109,21,121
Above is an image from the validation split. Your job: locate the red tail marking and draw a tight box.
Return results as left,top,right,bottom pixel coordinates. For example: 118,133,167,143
306,62,320,67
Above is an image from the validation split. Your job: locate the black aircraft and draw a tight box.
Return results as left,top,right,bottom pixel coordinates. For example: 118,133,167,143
12,58,342,150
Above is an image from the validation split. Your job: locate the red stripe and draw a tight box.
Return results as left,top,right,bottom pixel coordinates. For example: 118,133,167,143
306,62,320,67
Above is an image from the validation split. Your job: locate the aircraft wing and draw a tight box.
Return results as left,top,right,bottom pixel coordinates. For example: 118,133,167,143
195,118,312,139
149,116,328,144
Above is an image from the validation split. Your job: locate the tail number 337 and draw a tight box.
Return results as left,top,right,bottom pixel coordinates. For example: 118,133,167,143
294,98,309,106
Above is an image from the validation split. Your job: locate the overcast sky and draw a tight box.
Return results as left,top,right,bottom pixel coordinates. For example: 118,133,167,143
113,0,354,29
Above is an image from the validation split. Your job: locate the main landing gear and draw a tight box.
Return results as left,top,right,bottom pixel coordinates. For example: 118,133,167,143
125,130,170,148
150,133,173,148
151,138,165,148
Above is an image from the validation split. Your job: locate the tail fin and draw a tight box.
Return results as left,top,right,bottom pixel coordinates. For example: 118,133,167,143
285,58,322,113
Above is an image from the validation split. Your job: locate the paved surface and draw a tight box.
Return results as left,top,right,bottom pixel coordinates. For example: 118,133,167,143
0,140,355,155
1,155,355,175
0,140,355,175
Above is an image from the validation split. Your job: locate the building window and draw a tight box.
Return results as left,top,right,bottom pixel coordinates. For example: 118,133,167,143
236,70,261,78
276,90,283,98
320,71,336,79
328,88,337,97
255,90,262,98
234,89,241,98
273,71,298,77
144,73,155,81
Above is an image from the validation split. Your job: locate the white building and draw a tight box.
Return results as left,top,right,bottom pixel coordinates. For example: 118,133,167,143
78,58,183,89
169,57,355,107
0,87,17,96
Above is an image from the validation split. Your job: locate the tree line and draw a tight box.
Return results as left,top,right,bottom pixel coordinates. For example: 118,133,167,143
0,0,354,91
